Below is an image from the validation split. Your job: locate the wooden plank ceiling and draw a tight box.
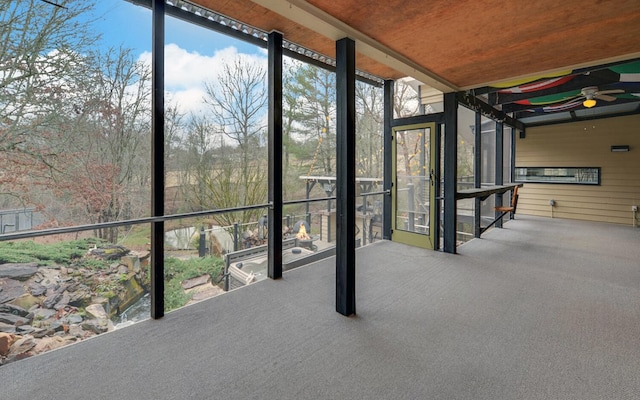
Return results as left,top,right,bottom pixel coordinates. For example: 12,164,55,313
191,0,640,89
189,0,640,121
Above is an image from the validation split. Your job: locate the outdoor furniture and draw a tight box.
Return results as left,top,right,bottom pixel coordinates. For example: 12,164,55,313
456,184,523,235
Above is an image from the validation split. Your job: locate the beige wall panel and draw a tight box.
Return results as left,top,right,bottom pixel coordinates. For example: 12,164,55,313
516,114,640,226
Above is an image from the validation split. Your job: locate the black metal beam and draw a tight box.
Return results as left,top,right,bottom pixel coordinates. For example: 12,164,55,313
473,111,481,238
335,38,356,316
457,92,524,131
443,92,458,254
390,113,445,127
126,0,383,88
150,0,165,320
495,122,504,229
510,126,516,183
268,31,283,280
383,80,393,240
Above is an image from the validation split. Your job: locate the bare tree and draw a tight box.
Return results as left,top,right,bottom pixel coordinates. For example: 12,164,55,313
203,57,267,169
194,57,268,228
37,46,152,240
356,81,384,178
0,0,97,208
393,80,421,176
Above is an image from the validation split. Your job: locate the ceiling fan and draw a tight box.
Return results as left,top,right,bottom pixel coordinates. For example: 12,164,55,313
578,86,624,108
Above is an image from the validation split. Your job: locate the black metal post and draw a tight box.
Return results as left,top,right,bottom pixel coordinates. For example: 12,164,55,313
407,183,415,231
199,226,206,257
335,38,356,316
511,127,517,184
419,128,426,226
443,92,458,254
150,0,165,319
474,111,482,238
495,122,504,228
233,222,239,251
383,80,394,240
305,180,310,218
268,31,283,280
433,123,442,250
362,193,368,246
224,264,229,291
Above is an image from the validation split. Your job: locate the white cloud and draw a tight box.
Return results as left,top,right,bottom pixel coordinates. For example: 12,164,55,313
168,88,208,115
138,44,267,116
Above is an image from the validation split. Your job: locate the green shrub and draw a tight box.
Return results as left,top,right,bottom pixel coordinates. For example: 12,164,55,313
163,256,224,282
162,256,224,311
0,238,105,265
164,278,192,311
78,258,111,270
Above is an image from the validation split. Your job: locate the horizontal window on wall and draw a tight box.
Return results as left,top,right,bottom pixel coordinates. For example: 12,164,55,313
515,167,600,185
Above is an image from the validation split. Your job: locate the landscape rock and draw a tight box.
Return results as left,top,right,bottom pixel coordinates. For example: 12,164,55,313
188,284,224,303
54,291,71,309
28,282,47,296
0,303,29,317
10,294,41,310
0,332,15,356
0,263,39,280
42,291,63,309
31,328,53,339
181,274,211,290
0,278,26,303
16,325,36,334
68,324,92,339
121,255,141,273
89,245,130,260
0,312,30,326
81,318,110,334
32,335,75,354
29,308,56,321
0,321,16,333
8,335,36,358
64,314,83,324
36,267,61,286
85,304,109,320
48,320,66,333
68,285,92,308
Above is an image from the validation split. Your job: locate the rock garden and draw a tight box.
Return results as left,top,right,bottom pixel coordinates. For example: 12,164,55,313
0,238,225,366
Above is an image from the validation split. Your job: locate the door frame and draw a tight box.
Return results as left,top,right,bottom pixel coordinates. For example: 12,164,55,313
391,122,437,249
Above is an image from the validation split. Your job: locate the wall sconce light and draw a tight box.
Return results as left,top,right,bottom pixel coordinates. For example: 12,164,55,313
611,145,630,152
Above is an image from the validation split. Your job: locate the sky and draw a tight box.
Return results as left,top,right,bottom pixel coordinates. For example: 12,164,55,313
88,0,268,116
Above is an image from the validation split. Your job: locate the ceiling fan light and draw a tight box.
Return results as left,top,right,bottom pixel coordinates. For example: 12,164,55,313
583,98,597,108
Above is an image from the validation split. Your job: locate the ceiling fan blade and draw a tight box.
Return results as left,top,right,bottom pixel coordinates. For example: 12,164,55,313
597,89,624,95
594,94,617,102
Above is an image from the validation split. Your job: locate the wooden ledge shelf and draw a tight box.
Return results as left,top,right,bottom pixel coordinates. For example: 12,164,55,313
455,184,523,201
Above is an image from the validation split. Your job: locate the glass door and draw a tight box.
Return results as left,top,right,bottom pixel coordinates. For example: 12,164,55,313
392,123,436,249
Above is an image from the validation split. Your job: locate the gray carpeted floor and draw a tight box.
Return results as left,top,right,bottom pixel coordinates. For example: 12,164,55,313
2,215,639,399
